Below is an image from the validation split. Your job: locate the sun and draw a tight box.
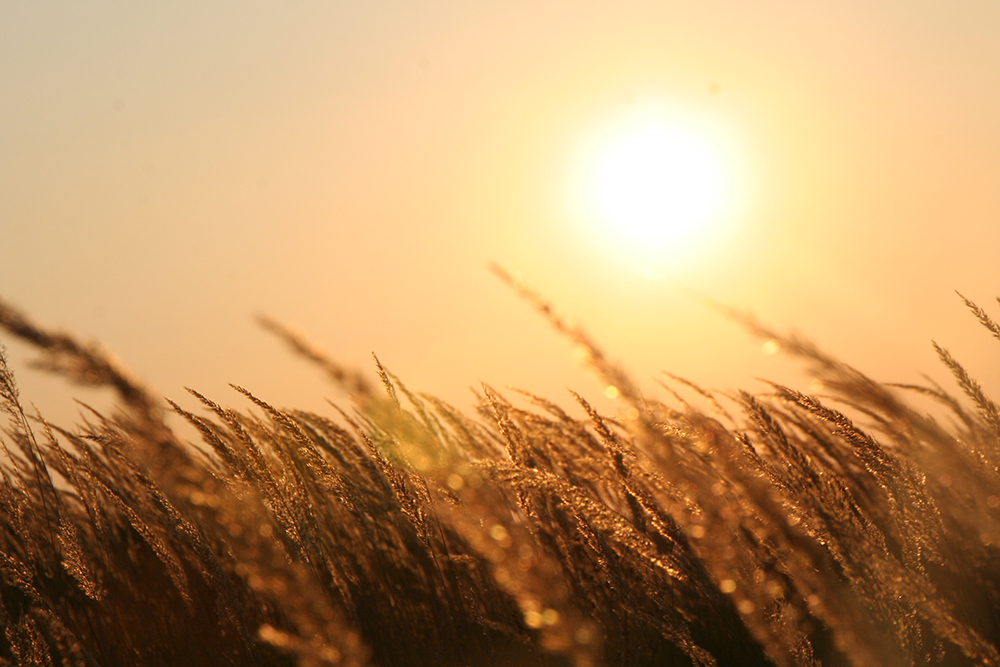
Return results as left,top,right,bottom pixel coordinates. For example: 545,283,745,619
571,109,739,272
590,123,726,244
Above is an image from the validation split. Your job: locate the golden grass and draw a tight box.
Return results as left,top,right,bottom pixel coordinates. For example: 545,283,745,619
0,284,998,667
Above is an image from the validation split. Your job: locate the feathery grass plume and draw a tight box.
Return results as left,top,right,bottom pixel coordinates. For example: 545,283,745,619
1,287,1000,666
487,264,642,406
0,299,158,421
258,315,373,399
955,292,1000,343
933,341,1000,443
0,298,202,497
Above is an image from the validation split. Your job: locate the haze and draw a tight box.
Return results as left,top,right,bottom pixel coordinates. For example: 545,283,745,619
2,2,999,426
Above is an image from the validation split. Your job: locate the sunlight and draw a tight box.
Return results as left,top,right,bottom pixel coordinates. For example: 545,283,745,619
590,123,725,244
569,106,741,275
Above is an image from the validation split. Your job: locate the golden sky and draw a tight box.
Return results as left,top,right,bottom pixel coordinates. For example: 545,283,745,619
2,2,999,426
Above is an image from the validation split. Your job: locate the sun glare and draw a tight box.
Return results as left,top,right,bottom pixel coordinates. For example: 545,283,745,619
570,108,740,274
591,124,725,244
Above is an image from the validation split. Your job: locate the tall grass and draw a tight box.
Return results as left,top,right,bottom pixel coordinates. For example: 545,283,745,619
0,283,998,667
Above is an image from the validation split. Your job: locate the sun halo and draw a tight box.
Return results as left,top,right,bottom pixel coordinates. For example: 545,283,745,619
570,111,739,274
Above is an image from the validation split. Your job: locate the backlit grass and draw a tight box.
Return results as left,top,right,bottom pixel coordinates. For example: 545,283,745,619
0,282,998,667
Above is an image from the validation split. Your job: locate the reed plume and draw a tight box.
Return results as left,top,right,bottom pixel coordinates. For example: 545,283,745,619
0,284,997,667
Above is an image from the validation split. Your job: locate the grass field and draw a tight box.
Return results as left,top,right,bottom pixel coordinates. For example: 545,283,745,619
0,281,998,667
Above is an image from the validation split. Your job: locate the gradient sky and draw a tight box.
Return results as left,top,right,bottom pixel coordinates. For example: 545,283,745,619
2,2,999,427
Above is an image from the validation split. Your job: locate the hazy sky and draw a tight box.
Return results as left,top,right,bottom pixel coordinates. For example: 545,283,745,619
2,2,999,427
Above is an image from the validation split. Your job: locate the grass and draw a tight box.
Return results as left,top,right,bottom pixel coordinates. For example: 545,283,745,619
0,279,998,667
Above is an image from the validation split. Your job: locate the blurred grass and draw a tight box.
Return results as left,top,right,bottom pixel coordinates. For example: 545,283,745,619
0,283,998,667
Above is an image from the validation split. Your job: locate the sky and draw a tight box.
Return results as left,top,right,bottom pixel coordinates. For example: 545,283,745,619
2,1,999,429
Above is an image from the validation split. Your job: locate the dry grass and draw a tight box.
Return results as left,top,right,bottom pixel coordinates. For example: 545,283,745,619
0,284,998,667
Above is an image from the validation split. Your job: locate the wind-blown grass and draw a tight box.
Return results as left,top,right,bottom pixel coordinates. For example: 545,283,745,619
0,284,998,667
